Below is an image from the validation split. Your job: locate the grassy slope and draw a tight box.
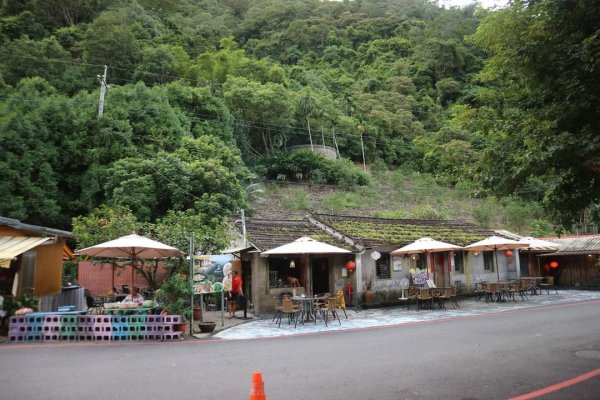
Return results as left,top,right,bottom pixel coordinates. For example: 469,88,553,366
248,169,508,229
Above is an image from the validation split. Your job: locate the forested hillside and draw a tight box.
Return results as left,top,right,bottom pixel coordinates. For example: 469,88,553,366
1,0,598,250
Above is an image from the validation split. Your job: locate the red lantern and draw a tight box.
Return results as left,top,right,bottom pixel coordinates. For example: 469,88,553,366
550,261,559,269
544,264,551,271
345,260,356,271
504,250,513,258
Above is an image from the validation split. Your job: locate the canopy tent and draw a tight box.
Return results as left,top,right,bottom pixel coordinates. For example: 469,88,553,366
464,236,528,281
391,237,462,285
0,236,53,268
77,234,184,297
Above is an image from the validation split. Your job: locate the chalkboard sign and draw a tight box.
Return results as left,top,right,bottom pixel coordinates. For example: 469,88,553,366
376,255,391,279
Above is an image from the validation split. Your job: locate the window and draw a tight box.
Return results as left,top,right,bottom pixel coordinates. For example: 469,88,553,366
268,258,299,288
453,251,465,273
483,251,495,271
376,253,391,279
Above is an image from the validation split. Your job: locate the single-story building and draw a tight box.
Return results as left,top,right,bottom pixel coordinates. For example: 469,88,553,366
0,216,74,298
229,213,520,314
537,234,600,287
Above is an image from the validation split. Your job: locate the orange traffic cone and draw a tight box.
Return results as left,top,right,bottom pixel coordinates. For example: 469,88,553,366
249,371,266,400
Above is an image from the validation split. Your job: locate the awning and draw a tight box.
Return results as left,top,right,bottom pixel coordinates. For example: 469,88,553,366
0,236,53,267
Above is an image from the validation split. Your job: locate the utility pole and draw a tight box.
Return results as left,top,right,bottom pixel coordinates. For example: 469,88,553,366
97,65,108,118
240,209,247,248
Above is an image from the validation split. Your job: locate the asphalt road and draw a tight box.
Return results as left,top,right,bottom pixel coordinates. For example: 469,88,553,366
1,300,600,400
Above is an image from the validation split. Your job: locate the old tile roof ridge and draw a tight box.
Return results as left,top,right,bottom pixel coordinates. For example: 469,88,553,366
312,212,486,227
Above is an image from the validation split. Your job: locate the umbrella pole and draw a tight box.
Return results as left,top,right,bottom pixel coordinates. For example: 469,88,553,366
495,248,500,282
131,255,136,298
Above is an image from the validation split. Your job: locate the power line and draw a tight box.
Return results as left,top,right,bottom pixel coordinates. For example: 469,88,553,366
0,52,427,141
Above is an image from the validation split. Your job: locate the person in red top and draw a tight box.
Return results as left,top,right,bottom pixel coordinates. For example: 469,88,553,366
230,270,243,318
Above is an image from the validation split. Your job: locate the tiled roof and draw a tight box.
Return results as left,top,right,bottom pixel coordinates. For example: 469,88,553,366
242,214,497,252
539,234,600,255
243,218,355,252
311,213,497,247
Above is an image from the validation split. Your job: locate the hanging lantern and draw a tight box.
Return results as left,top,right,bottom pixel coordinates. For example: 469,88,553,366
544,264,551,271
411,254,419,260
504,250,513,258
345,260,356,271
549,260,559,269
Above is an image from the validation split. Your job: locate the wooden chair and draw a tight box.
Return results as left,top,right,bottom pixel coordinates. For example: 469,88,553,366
484,283,498,303
440,286,460,309
518,279,530,300
271,296,283,322
434,287,448,310
417,288,434,311
539,276,558,294
277,298,301,328
406,287,419,310
319,296,341,326
473,282,486,302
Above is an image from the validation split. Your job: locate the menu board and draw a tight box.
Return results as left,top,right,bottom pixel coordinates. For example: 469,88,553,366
376,259,391,279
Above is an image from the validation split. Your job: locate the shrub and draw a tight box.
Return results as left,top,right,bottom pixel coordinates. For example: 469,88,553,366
281,188,311,211
259,150,370,187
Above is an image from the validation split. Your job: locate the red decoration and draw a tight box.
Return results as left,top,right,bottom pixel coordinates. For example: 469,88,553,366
544,264,551,271
504,250,513,258
550,261,559,268
345,260,356,271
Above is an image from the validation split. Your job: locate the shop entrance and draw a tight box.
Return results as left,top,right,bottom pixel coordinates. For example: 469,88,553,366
311,258,329,295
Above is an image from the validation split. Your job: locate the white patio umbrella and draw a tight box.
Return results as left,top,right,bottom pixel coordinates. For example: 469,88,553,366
78,233,184,296
262,237,350,296
262,237,351,255
518,237,558,276
464,236,528,282
390,237,462,285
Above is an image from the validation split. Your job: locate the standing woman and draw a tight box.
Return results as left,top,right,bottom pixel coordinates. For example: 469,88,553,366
222,270,233,318
231,270,243,318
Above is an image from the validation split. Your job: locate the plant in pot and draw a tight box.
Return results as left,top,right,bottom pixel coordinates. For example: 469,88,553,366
156,273,192,333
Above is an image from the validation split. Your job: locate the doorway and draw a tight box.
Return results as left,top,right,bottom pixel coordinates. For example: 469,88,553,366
433,254,446,287
311,258,329,295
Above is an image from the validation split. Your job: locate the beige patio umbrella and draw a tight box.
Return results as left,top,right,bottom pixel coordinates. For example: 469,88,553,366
391,237,462,285
78,234,184,297
464,236,528,282
262,237,350,295
261,236,351,255
518,237,558,276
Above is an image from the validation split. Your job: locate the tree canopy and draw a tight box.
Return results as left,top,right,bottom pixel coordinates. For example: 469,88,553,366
1,0,598,241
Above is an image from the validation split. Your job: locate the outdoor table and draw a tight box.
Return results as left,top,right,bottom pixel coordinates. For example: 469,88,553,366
25,310,88,317
103,307,154,315
292,296,325,323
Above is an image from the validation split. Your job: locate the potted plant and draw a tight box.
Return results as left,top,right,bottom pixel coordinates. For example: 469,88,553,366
156,273,192,333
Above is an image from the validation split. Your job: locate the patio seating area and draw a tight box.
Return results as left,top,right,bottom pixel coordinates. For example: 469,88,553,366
273,292,347,329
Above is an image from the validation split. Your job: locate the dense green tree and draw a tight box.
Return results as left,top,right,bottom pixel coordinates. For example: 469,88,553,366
468,0,600,225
